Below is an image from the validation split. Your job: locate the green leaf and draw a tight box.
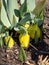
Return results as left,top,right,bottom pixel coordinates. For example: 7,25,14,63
34,18,43,26
14,9,20,17
0,0,1,20
1,0,11,28
24,13,35,19
0,33,6,38
27,0,36,12
20,0,27,16
0,24,2,33
24,12,30,17
0,22,5,33
0,20,7,33
0,0,1,8
5,31,9,37
14,25,26,34
19,14,31,25
2,0,7,11
19,47,26,62
20,0,36,12
0,37,4,47
10,15,18,29
7,0,19,24
19,13,35,25
32,0,46,17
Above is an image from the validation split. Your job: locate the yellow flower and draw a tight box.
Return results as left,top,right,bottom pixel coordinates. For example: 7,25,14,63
5,36,14,48
24,24,29,29
28,24,41,39
19,32,30,48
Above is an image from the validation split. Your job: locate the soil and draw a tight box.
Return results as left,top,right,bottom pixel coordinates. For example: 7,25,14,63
0,0,49,65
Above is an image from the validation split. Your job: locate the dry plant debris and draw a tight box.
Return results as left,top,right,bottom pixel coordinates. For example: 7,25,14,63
38,55,49,65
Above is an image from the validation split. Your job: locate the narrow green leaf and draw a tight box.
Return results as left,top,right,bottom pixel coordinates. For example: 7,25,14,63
0,22,5,33
20,0,27,16
0,37,4,47
0,0,1,8
21,47,26,62
19,48,24,62
20,0,36,12
32,0,46,17
0,20,8,33
0,24,2,33
19,47,26,62
0,0,1,20
1,0,11,28
2,0,7,11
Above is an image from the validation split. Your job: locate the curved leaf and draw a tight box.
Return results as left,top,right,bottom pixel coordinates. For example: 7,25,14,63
7,0,19,23
1,0,11,28
19,14,31,25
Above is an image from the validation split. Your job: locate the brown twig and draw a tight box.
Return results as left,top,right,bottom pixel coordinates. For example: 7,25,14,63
30,43,49,54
